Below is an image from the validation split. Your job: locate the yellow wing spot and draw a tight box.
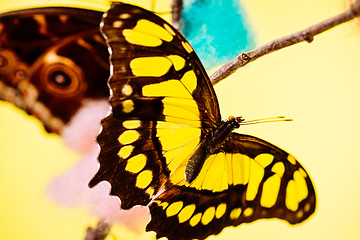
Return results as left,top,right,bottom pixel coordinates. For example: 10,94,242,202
163,23,176,36
122,99,134,113
271,162,285,176
246,158,265,201
254,153,274,168
296,210,304,219
178,204,196,223
215,203,227,219
189,212,202,227
285,180,298,211
125,154,147,174
143,80,191,98
59,14,69,23
135,170,153,189
112,20,123,28
298,168,308,178
230,208,242,220
304,202,311,212
294,170,309,202
134,19,173,42
182,41,193,53
156,201,169,210
146,187,155,197
118,13,131,19
244,207,253,217
261,174,281,208
201,206,215,225
166,201,183,217
123,120,141,129
121,84,133,96
118,130,140,145
123,29,163,47
287,154,297,165
180,70,197,94
118,145,134,159
130,57,172,77
167,55,185,71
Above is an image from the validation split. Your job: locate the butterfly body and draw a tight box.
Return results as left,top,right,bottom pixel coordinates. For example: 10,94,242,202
185,116,243,183
90,3,316,240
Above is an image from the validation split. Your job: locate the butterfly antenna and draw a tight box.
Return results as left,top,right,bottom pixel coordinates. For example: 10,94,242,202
150,0,156,12
241,116,293,125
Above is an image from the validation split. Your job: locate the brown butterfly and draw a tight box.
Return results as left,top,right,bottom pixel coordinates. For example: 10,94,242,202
0,7,110,134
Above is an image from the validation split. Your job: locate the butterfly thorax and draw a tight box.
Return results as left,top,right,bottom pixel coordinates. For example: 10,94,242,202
185,116,244,183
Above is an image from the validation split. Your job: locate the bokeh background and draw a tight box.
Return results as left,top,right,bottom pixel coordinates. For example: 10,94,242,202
1,0,360,239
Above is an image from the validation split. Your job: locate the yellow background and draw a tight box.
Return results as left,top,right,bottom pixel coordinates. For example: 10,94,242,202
1,0,360,239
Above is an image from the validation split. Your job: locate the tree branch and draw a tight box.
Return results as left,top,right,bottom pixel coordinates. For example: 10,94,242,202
171,0,183,29
210,0,360,85
84,220,111,240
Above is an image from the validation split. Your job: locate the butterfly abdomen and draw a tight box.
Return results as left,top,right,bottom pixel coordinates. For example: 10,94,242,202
185,117,243,183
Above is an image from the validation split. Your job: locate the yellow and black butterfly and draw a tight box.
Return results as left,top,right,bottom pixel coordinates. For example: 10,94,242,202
0,7,109,134
89,3,316,240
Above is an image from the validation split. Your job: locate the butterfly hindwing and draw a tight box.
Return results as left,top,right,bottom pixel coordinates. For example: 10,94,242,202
146,133,316,240
0,7,109,133
89,115,170,208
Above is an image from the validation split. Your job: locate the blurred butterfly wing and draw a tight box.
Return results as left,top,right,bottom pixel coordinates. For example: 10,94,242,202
146,133,316,240
0,7,109,134
89,3,221,209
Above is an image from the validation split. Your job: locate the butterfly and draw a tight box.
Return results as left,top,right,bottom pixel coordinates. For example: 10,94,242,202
0,7,110,134
88,3,316,240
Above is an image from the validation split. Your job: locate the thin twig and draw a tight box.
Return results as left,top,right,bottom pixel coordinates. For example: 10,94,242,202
210,0,360,85
84,220,111,240
171,0,183,29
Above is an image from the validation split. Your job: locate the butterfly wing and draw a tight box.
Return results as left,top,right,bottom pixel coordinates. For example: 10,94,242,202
146,133,316,240
0,7,109,133
89,3,221,209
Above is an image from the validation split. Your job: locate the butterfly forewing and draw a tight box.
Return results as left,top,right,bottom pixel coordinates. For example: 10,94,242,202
90,3,222,208
0,7,109,133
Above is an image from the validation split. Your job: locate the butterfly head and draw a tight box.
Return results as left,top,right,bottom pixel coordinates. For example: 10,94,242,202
225,116,244,130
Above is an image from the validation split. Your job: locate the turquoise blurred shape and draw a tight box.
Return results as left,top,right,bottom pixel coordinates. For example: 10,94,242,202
182,0,255,70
